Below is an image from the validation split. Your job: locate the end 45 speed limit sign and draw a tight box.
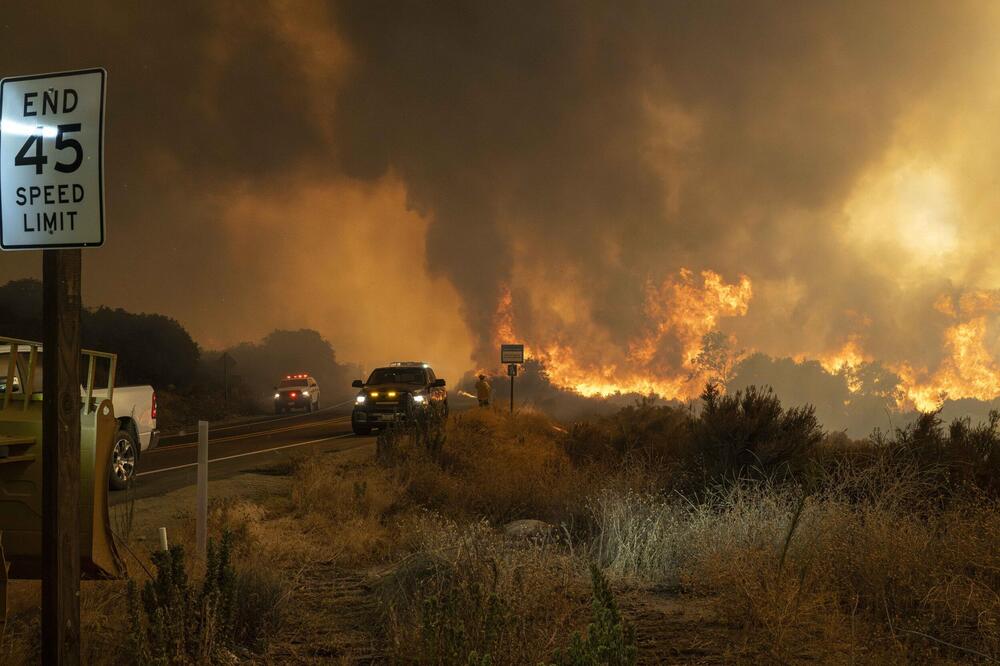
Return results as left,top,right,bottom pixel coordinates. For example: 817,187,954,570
0,68,105,250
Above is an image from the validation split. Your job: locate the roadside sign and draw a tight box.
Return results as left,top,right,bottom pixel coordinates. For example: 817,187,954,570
500,344,524,364
0,66,108,663
500,345,524,414
0,68,105,250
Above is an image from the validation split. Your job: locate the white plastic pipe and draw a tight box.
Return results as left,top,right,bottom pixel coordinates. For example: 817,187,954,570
197,420,208,560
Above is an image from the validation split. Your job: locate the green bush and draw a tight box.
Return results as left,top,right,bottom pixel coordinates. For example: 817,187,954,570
692,383,823,482
828,409,1000,507
564,384,825,489
552,563,636,666
126,532,283,663
417,576,511,664
564,398,692,468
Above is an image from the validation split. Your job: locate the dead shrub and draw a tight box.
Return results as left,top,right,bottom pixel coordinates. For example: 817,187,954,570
564,398,693,471
290,457,409,564
382,515,587,664
400,409,593,525
590,474,1000,661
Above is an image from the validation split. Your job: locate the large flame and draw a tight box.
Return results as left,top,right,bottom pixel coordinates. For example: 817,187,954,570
492,271,1000,412
809,336,873,393
889,290,1000,411
817,337,871,377
493,269,752,399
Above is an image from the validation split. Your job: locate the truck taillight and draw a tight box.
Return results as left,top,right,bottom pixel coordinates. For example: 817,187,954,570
151,392,157,420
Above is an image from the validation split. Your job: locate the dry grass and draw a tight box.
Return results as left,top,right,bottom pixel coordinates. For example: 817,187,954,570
401,408,596,526
289,457,410,565
590,475,1000,662
4,392,999,664
380,514,588,664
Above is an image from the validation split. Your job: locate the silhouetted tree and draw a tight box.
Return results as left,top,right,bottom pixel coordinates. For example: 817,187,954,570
84,307,200,388
690,330,741,389
0,278,44,339
224,329,355,403
0,279,200,388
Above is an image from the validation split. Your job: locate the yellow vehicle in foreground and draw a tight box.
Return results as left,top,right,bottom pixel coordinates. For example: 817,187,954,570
0,335,124,591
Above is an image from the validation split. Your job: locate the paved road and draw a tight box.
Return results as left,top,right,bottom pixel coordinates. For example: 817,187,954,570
120,407,375,502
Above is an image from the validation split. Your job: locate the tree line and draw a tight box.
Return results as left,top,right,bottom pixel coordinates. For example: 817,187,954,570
0,279,356,404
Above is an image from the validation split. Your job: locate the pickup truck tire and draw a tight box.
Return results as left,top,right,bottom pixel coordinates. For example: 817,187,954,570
109,428,137,491
351,415,371,436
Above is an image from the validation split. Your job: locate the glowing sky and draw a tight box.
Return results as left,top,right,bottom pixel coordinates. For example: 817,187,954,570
2,1,1000,402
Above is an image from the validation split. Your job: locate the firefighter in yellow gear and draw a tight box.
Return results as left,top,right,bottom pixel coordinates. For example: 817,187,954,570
475,374,492,407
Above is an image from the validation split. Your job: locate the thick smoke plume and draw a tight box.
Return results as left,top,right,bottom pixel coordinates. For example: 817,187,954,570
2,2,1000,419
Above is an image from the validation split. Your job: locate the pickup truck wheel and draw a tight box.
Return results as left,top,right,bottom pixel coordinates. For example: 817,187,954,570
351,413,371,436
109,429,137,491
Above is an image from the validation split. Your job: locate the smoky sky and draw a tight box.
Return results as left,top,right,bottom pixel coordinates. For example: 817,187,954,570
330,1,993,377
1,1,998,399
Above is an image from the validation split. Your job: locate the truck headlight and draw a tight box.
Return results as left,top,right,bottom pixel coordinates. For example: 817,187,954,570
412,394,426,404
302,391,310,397
274,393,280,399
355,395,366,404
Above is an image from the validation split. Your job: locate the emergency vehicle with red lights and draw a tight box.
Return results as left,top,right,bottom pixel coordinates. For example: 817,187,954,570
273,373,321,414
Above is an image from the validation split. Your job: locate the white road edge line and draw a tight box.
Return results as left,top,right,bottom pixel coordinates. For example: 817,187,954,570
136,432,357,477
158,399,356,439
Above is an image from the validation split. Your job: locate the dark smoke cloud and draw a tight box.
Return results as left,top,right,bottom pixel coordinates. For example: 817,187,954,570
0,1,344,345
330,1,989,370
0,2,997,413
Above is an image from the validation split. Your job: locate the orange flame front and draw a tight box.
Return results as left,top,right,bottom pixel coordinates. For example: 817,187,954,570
890,289,1000,411
493,269,751,400
492,271,1000,412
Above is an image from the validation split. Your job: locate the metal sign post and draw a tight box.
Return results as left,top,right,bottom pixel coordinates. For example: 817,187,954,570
1,68,106,665
500,345,524,415
197,421,208,561
507,363,517,413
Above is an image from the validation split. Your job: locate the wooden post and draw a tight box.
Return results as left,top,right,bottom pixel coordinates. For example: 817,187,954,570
42,248,82,665
196,420,208,560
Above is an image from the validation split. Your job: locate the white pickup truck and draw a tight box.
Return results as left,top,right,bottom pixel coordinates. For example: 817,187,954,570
0,345,158,490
